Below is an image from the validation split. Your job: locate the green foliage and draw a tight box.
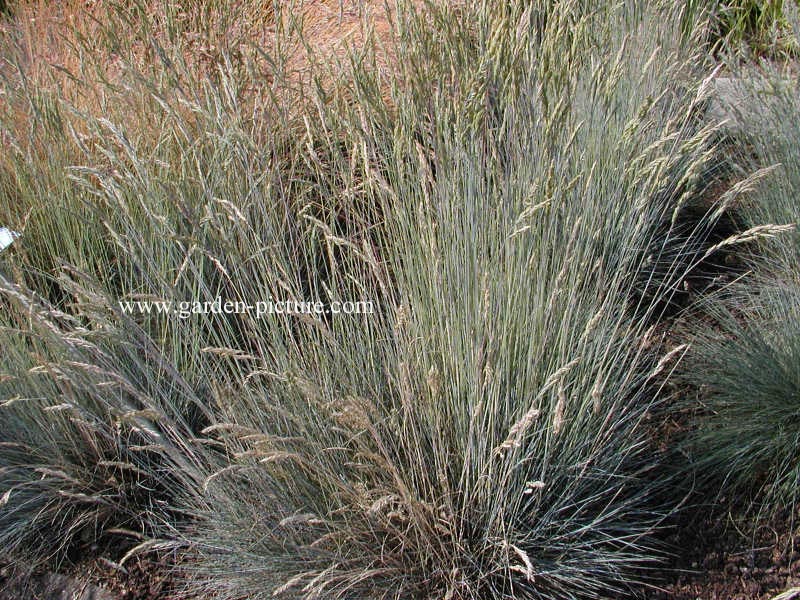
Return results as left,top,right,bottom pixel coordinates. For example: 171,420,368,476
0,272,211,569
683,0,800,57
684,283,800,509
1,0,793,598
681,62,800,516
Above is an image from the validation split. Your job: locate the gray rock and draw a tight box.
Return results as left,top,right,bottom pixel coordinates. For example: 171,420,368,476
0,572,118,600
705,75,796,136
706,77,751,133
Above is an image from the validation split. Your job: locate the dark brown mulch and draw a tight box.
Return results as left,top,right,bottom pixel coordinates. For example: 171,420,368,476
0,569,115,600
83,552,184,600
0,549,186,600
3,509,799,600
645,506,800,600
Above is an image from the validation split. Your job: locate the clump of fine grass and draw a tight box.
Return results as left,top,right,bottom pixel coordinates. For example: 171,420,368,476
178,3,734,599
680,58,800,518
683,282,800,513
0,0,752,598
0,268,212,572
0,0,285,575
682,0,799,58
0,0,396,577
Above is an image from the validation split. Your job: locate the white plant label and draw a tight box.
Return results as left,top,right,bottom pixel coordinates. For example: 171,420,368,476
0,227,20,253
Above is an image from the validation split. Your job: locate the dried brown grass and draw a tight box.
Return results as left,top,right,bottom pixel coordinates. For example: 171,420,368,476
278,1,400,94
1,0,461,131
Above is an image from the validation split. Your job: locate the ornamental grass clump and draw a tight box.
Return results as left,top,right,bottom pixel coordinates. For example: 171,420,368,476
680,58,800,516
682,0,799,57
0,0,747,598
0,270,212,571
182,3,733,599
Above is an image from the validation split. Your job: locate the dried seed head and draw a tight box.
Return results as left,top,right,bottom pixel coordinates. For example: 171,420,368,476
591,381,603,415
426,365,441,399
523,480,546,495
496,406,541,454
553,384,566,436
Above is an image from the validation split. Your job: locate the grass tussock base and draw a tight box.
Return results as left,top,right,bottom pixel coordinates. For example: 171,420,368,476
680,59,800,523
1,1,796,599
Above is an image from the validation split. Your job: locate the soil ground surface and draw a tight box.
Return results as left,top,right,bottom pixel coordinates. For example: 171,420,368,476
3,516,800,600
645,505,800,600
